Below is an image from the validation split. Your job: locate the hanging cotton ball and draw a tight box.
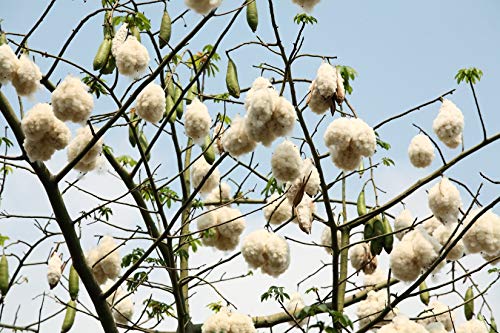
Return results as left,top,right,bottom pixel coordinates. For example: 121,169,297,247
196,210,219,247
67,126,103,172
426,322,448,333
245,88,279,146
378,315,428,333
96,236,121,281
314,62,337,99
351,118,377,157
86,247,107,284
428,177,462,224
328,146,362,171
115,36,150,77
307,81,332,114
244,77,273,108
394,209,414,240
431,224,464,261
47,253,62,289
264,193,292,225
462,208,500,255
23,139,55,162
291,0,321,11
215,207,246,249
294,194,316,234
268,96,296,137
202,308,255,333
0,44,20,84
51,76,94,123
423,216,443,235
389,234,421,282
433,99,464,149
185,0,222,14
349,242,377,274
286,292,306,326
292,158,321,197
356,290,398,329
406,228,442,270
456,319,488,333
205,182,232,205
481,252,500,265
241,229,290,277
11,54,42,97
363,269,387,288
111,24,128,57
191,158,220,194
227,312,256,333
320,226,341,254
184,98,212,145
408,134,435,168
418,300,454,331
271,140,303,182
221,116,257,157
135,83,165,123
102,281,134,324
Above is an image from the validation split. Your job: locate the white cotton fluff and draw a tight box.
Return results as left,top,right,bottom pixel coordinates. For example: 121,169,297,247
184,98,212,145
428,177,462,224
191,158,220,194
394,209,414,240
356,290,398,329
350,242,377,274
314,63,337,99
201,308,255,333
102,281,134,324
221,116,257,157
185,0,222,14
241,229,290,277
418,300,454,331
291,0,321,11
286,292,306,326
67,126,103,172
426,322,448,333
111,24,128,57
364,269,387,288
320,226,341,254
271,140,303,183
21,103,71,162
268,96,296,138
423,217,443,235
51,76,94,123
378,315,428,333
135,83,165,123
264,193,292,225
456,319,488,333
294,194,316,234
11,54,42,97
307,81,332,114
462,208,500,255
197,206,246,251
287,158,321,201
408,134,435,168
0,44,20,84
431,223,464,261
47,253,62,289
433,99,464,149
323,118,376,171
115,36,150,77
205,182,232,205
86,236,121,284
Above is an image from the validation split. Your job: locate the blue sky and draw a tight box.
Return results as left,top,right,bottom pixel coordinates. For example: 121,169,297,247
0,0,499,332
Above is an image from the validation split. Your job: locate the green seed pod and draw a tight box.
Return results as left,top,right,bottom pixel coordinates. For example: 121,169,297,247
130,25,141,42
159,9,172,49
201,135,216,165
464,286,474,320
0,32,7,46
490,316,497,333
166,76,175,98
174,85,184,118
419,281,430,305
0,255,9,296
100,55,116,75
103,11,114,37
358,159,365,177
68,265,79,301
61,300,76,333
357,186,367,216
93,37,112,71
364,219,374,240
246,0,258,32
138,132,151,162
370,217,384,255
165,95,176,123
382,215,394,254
226,58,240,98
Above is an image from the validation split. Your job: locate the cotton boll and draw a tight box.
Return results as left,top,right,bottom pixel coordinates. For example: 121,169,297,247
23,138,56,162
286,292,306,326
261,233,290,277
271,140,303,182
241,229,271,269
356,290,398,329
408,134,435,168
184,98,212,145
135,83,165,123
426,322,448,333
406,228,441,269
364,269,387,288
67,126,103,172
351,118,377,157
221,116,257,157
48,120,72,150
432,224,464,261
423,216,443,235
324,118,353,150
456,319,488,333
462,208,500,255
294,194,316,234
244,77,273,108
191,158,220,194
0,44,20,84
329,145,362,171
111,24,128,57
314,63,337,99
201,310,231,333
378,315,428,333
349,242,377,274
300,158,321,196
51,76,94,123
433,99,464,149
418,300,454,331
21,103,59,141
102,281,134,325
205,182,232,205
320,227,341,254
245,88,279,145
216,207,246,240
228,312,256,333
268,96,296,137
394,209,413,240
197,210,219,247
97,236,121,281
11,54,42,97
185,0,222,14
115,36,150,77
291,0,321,11
481,252,500,265
264,193,292,225
86,247,107,284
307,83,332,114
47,253,62,289
428,177,462,224
390,238,421,282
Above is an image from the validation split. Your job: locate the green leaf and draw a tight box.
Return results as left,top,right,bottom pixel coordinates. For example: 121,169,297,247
0,234,9,247
382,157,395,167
455,67,483,85
143,299,174,320
293,13,318,25
336,65,358,95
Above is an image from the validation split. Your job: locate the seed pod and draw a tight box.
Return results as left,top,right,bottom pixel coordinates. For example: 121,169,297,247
358,159,365,177
364,219,374,240
103,11,114,37
93,37,112,71
61,300,77,333
370,217,384,255
165,95,176,123
419,281,430,305
159,9,172,49
138,132,151,162
0,32,7,46
166,76,175,98
186,78,198,105
357,186,367,216
490,316,497,333
246,0,258,32
100,55,116,75
226,58,240,98
201,135,216,165
68,265,79,301
0,255,9,296
382,215,394,254
174,85,184,118
130,25,141,42
464,286,474,320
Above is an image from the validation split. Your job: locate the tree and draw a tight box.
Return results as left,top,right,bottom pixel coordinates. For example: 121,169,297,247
0,1,498,333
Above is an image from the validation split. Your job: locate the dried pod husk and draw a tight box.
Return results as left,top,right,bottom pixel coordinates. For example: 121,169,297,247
68,265,79,301
464,287,474,320
93,37,112,71
61,300,77,333
419,281,430,305
226,57,240,98
159,9,172,49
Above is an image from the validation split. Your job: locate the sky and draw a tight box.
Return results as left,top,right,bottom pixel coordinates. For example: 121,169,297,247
0,0,499,332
